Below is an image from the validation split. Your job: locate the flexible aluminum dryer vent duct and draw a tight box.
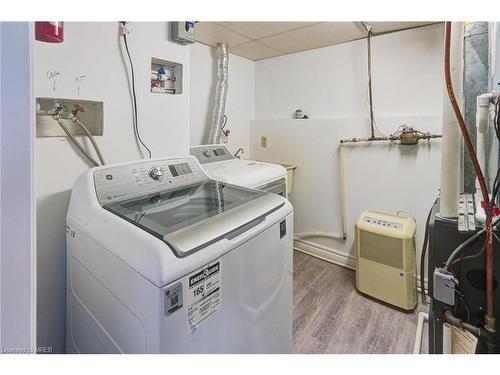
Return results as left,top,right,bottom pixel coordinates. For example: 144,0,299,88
207,43,229,144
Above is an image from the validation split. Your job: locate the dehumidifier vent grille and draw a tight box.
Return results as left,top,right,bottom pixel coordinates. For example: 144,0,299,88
359,229,404,269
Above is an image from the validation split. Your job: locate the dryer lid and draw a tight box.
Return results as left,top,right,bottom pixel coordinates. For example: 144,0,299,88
103,180,284,257
203,159,287,188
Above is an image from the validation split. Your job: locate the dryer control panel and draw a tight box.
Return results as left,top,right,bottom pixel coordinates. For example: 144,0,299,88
190,144,235,164
94,157,207,204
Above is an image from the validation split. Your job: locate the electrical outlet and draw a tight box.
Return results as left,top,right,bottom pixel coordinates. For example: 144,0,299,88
120,22,132,36
261,136,267,148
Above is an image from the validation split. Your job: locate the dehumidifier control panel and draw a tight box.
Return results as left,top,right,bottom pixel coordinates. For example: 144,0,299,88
94,157,206,204
362,215,403,230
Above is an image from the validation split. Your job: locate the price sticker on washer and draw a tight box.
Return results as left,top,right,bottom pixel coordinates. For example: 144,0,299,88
186,261,222,332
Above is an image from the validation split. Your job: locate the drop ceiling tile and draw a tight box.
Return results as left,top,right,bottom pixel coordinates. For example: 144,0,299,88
194,22,251,48
217,22,318,40
258,22,366,54
229,41,282,60
367,22,437,34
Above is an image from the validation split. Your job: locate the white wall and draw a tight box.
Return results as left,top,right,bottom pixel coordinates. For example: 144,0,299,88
189,42,254,155
34,22,191,353
251,24,444,278
256,24,443,119
1,22,36,352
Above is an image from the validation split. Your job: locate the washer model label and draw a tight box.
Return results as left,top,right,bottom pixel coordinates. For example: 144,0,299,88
186,261,222,332
164,282,183,316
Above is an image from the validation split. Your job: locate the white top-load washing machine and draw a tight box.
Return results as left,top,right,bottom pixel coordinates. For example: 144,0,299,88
190,144,288,197
66,156,293,354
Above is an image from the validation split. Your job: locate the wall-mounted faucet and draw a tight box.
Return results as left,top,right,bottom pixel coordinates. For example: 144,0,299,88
234,148,244,159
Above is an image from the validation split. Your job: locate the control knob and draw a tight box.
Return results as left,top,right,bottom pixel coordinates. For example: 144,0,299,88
149,166,164,181
203,150,211,158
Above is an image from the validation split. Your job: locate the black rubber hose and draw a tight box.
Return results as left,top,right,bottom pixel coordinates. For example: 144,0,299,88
420,197,438,299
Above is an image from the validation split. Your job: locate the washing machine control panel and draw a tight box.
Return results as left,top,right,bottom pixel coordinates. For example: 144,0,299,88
148,166,164,180
94,157,207,204
190,144,235,164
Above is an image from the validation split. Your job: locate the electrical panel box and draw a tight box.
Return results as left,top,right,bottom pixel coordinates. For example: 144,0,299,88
433,268,457,306
151,58,183,95
170,21,196,45
36,97,103,137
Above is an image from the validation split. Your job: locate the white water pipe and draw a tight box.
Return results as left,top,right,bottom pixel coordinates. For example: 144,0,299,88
440,22,464,219
413,311,429,354
476,93,495,185
475,92,496,223
293,146,349,242
338,145,348,237
443,322,453,354
294,232,345,240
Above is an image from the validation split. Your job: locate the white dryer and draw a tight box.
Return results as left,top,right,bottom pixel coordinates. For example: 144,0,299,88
66,156,293,353
190,144,288,197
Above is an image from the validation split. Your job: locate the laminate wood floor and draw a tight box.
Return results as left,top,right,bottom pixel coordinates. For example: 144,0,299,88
292,251,429,354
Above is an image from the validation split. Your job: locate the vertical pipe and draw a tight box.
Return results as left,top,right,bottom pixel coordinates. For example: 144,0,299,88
413,312,429,354
443,322,453,354
366,29,375,139
338,145,348,237
440,22,464,218
476,93,494,190
207,43,229,145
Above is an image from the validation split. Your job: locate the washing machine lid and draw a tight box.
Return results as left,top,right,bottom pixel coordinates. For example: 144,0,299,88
103,180,284,257
203,159,287,188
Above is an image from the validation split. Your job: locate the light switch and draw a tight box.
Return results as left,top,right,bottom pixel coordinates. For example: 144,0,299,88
261,136,267,148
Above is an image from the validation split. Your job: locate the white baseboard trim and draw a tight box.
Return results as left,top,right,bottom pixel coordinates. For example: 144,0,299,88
293,238,429,295
293,238,355,270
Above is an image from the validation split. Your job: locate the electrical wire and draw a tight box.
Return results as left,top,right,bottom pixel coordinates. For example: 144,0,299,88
364,85,388,138
491,99,500,202
366,28,375,139
220,115,228,138
493,97,500,140
420,196,439,299
444,215,500,270
122,27,152,159
448,220,500,277
454,290,471,323
450,238,487,277
221,115,227,131
396,210,416,223
362,27,396,140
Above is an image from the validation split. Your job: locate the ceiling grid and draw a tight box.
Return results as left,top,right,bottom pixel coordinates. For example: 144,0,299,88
194,21,438,60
